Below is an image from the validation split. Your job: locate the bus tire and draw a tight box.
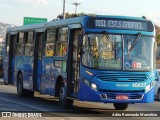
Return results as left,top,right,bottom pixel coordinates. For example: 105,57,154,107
113,103,128,110
25,90,34,98
158,89,160,100
4,81,8,85
17,74,26,97
59,83,73,108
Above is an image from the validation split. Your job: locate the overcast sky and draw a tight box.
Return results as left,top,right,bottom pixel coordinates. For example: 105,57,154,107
0,0,160,26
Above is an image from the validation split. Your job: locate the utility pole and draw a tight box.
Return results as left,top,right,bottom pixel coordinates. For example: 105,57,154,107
72,2,81,14
63,0,65,19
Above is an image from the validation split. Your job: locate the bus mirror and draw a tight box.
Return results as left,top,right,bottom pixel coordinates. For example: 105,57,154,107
78,34,83,47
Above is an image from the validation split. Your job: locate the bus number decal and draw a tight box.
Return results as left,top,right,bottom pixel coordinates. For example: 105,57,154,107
132,83,146,88
95,20,106,27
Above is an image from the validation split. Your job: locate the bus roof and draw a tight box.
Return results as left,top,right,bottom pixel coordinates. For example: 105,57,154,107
7,15,152,32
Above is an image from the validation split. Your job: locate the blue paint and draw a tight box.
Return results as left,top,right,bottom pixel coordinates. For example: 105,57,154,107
78,66,155,103
3,15,155,105
78,74,154,103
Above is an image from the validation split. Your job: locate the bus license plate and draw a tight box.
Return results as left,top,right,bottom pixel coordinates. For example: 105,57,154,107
116,95,128,100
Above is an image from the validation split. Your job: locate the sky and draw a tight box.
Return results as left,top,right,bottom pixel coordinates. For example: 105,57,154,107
0,0,160,26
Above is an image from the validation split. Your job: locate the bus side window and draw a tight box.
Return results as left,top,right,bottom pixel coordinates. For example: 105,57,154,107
25,31,34,56
45,29,56,57
16,32,25,56
55,27,68,56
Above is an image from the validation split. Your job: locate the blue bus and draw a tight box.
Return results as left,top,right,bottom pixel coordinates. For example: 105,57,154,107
3,15,156,110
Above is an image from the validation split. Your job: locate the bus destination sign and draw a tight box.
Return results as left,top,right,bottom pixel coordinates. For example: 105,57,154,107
87,18,153,31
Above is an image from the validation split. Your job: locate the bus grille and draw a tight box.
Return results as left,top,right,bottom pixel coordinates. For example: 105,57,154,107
96,72,148,82
100,93,143,100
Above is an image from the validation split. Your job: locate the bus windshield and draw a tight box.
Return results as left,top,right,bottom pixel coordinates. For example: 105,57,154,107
82,33,154,71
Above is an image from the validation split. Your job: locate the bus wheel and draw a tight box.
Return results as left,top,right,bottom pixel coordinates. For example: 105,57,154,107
158,89,160,100
4,81,8,85
17,74,26,97
25,90,34,98
113,103,128,110
59,83,73,108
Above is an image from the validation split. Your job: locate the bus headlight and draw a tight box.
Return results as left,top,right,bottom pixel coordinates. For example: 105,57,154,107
145,81,155,93
91,83,97,91
83,79,98,91
145,84,151,93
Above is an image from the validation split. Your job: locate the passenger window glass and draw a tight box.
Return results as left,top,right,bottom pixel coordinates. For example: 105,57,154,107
55,27,68,56
25,31,34,56
45,43,54,56
19,32,24,43
45,29,56,56
16,32,24,55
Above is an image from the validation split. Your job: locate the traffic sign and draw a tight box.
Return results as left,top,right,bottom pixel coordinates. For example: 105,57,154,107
24,17,47,25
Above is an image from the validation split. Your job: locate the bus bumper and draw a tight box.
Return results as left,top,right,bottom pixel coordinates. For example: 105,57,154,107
78,81,154,103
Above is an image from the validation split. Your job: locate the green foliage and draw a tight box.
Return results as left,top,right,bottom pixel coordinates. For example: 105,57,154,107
156,25,160,45
57,12,96,19
157,34,160,45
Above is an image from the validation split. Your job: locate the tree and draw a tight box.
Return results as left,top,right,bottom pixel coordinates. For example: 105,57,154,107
57,12,96,19
155,25,160,45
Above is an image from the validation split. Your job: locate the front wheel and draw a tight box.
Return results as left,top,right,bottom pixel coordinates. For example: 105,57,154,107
25,90,34,98
158,89,160,100
113,103,129,110
59,83,73,108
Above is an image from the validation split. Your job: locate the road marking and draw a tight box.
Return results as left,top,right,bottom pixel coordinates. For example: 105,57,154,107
0,97,48,111
0,97,84,119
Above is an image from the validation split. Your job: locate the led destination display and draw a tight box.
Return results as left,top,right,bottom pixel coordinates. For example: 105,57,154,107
87,18,154,31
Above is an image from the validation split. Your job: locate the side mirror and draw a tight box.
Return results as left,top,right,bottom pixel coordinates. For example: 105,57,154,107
155,74,159,81
155,77,158,81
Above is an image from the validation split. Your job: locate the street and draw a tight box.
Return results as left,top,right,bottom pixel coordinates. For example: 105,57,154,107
0,80,160,120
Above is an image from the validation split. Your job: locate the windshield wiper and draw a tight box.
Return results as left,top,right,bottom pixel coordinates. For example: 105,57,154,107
87,35,92,54
128,32,141,54
105,32,112,43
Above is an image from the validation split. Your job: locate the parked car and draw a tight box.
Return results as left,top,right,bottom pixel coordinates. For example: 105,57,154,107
154,69,160,100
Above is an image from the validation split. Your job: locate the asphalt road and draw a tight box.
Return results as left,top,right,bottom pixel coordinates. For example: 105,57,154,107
0,80,160,120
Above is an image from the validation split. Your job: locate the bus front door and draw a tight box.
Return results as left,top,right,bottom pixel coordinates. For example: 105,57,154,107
67,29,82,98
33,31,44,91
